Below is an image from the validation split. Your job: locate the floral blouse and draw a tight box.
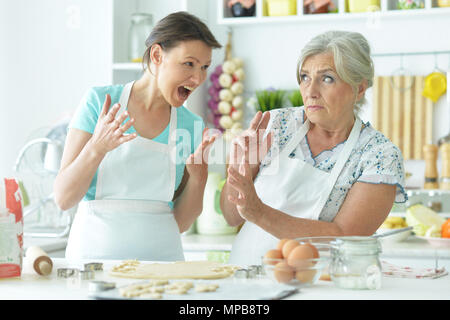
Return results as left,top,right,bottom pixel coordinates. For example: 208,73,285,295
259,107,407,222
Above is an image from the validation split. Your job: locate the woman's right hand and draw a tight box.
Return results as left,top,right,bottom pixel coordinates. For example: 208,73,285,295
228,111,272,179
90,94,137,155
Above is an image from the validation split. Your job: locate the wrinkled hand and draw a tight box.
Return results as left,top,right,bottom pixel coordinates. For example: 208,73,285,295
185,128,220,185
227,158,265,223
229,111,272,179
90,94,137,155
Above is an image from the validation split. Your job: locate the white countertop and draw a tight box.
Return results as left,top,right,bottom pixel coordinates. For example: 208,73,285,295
1,257,449,300
24,233,450,260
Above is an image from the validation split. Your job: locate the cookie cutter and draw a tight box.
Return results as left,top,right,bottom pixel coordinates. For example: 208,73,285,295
88,281,116,292
248,265,265,276
84,262,103,271
57,268,80,278
79,270,95,280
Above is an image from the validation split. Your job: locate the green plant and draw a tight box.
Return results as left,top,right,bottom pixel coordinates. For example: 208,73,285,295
255,88,285,112
288,90,303,107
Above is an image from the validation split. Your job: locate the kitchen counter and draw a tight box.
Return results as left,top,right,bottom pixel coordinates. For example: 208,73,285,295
1,257,449,300
24,233,450,260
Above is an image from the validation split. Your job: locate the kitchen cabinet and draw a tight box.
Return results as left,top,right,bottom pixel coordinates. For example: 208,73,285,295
218,0,450,25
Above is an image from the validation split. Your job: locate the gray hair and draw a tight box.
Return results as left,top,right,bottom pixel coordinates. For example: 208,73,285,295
297,31,374,115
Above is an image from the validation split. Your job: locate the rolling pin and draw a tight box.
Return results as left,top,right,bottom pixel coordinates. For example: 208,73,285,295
440,143,450,190
26,246,53,276
423,144,439,189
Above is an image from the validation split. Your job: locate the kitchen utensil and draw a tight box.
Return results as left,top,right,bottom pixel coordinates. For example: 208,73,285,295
84,262,103,271
423,144,439,189
437,71,450,147
88,281,116,293
373,226,413,238
57,268,79,278
25,246,53,276
372,75,433,160
440,143,450,189
422,72,447,103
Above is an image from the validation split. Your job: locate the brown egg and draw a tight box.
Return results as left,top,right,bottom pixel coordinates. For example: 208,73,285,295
277,238,289,251
281,239,300,258
306,243,319,259
273,261,294,283
287,244,315,268
295,269,317,284
263,249,283,265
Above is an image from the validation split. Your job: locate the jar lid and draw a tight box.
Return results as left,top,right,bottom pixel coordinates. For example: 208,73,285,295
332,236,382,255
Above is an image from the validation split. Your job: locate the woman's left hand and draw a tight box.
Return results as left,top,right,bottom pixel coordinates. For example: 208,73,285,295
227,158,265,223
185,128,219,185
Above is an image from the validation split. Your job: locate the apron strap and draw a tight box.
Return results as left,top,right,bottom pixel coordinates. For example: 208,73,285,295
311,117,362,217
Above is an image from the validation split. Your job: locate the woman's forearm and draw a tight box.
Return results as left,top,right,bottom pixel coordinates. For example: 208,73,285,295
173,178,207,233
254,203,345,239
54,140,105,211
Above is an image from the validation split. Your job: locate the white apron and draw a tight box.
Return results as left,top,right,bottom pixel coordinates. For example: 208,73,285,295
229,117,362,266
65,81,184,261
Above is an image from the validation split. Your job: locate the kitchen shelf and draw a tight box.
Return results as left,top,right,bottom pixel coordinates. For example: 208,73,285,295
218,0,450,26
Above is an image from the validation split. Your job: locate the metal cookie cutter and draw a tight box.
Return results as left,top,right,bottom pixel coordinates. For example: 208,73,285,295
79,270,95,280
57,268,80,278
84,262,103,272
234,268,250,279
248,265,265,276
88,281,116,293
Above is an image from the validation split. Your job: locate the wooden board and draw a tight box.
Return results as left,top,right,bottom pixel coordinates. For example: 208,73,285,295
372,75,433,160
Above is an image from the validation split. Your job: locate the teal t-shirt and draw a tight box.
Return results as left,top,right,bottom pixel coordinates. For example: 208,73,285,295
68,84,205,206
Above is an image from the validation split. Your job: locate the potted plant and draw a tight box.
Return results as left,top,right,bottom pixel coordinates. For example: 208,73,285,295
288,90,303,107
255,88,286,112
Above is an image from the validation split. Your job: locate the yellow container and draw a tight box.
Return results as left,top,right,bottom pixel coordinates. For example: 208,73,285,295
266,0,297,16
438,0,450,7
347,0,380,12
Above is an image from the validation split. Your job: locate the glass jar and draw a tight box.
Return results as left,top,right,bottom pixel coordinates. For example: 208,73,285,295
128,13,153,63
329,236,382,290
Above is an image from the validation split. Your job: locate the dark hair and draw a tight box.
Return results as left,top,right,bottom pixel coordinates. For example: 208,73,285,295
143,11,222,69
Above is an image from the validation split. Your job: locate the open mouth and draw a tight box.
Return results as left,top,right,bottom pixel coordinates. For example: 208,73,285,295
178,86,194,101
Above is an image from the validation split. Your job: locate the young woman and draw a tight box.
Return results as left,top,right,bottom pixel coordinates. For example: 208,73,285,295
55,12,222,261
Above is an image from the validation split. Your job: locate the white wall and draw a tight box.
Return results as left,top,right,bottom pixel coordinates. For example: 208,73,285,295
1,0,449,188
0,0,112,179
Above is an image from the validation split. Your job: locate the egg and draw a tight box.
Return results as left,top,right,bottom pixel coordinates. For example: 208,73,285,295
306,243,320,264
277,239,289,251
263,249,283,265
295,269,317,284
273,261,294,283
281,239,300,258
287,244,316,268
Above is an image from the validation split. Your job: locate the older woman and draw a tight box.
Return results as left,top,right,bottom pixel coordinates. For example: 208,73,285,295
221,31,407,266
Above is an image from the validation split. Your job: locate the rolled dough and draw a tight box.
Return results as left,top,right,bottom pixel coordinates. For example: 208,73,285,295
109,260,238,280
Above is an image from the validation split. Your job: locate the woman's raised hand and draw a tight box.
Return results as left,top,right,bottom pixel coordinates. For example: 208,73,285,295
229,111,272,179
90,94,137,155
185,128,220,185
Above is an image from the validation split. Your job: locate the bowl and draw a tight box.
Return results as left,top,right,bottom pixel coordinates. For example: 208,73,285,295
262,237,334,286
376,227,411,243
